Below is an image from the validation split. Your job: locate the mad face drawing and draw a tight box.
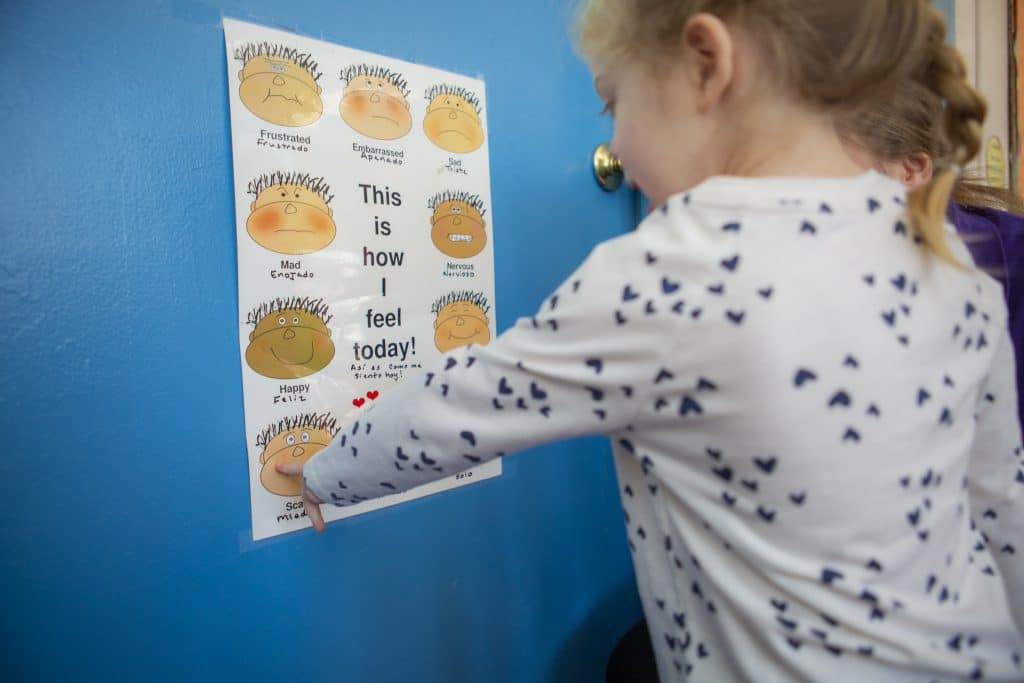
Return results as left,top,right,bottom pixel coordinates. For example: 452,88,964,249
432,291,491,353
235,42,323,127
423,84,484,153
257,413,340,497
246,297,335,379
246,171,336,255
428,191,487,258
339,64,412,140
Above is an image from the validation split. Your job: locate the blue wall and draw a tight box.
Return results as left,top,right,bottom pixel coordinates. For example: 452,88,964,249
0,2,641,681
934,0,956,41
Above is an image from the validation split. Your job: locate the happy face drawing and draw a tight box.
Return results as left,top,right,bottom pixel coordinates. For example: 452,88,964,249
432,291,491,353
245,297,335,379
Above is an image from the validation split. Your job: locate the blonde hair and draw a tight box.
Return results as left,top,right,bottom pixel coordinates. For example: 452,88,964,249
839,82,1023,215
575,0,987,264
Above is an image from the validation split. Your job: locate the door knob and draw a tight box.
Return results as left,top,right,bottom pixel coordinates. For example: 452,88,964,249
592,143,623,191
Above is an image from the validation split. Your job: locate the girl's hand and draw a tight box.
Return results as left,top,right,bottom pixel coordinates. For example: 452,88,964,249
275,460,326,533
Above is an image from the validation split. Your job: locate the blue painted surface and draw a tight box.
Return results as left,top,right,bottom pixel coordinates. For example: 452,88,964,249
933,0,956,42
0,1,640,681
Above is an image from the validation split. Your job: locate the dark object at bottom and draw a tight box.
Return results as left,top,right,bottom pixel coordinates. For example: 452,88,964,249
607,618,659,682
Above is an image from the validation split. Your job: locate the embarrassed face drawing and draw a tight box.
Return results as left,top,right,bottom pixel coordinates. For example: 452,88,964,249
433,292,491,353
258,414,337,497
245,297,335,379
429,192,487,259
423,85,484,153
236,44,323,127
339,65,412,140
246,172,336,254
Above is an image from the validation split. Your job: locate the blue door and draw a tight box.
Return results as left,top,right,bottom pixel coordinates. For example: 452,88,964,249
2,1,641,681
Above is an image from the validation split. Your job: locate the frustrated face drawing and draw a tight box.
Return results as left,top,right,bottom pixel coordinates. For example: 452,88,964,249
432,291,491,353
257,413,339,497
246,297,335,379
235,42,323,127
423,84,484,153
428,191,487,258
246,172,336,254
339,65,412,140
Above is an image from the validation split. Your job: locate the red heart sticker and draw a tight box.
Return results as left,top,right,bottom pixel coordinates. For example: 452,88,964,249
366,390,379,400
352,397,366,408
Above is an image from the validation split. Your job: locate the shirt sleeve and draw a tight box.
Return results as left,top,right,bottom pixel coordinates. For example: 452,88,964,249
302,237,680,507
967,327,1024,632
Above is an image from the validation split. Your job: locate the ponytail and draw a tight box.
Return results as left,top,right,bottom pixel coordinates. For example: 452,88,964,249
906,5,986,265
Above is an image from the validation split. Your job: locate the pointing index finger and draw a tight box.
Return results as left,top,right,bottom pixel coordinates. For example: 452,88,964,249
275,460,303,477
305,492,325,532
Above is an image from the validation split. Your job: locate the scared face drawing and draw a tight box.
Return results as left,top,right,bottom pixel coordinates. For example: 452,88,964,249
235,42,323,127
246,172,336,255
257,413,339,497
339,64,412,140
245,297,335,379
432,291,491,353
428,191,487,259
423,84,484,153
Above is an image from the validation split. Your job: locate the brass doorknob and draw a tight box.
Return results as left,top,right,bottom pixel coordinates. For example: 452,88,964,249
593,143,623,191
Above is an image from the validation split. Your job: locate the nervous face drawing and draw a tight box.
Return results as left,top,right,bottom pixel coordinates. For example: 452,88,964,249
423,84,484,153
246,297,335,379
339,64,412,140
246,171,336,255
257,413,339,496
428,191,487,258
235,42,323,127
432,291,491,353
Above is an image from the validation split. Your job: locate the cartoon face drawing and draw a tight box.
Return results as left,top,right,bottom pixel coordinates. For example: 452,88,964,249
428,191,487,258
245,297,335,379
432,291,491,353
246,172,336,255
257,413,339,497
235,42,323,127
423,84,484,153
339,64,412,140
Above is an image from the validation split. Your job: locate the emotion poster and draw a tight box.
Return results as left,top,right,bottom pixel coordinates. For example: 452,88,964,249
224,18,499,541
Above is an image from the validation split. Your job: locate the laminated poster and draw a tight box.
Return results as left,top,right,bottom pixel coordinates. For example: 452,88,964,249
224,18,501,541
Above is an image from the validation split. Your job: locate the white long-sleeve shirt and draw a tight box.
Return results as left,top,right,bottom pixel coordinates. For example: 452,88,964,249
305,172,1024,681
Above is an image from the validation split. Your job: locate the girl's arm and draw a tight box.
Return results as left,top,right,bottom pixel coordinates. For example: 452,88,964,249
301,237,680,510
967,328,1024,632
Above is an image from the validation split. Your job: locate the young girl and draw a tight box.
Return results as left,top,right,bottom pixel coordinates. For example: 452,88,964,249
284,1,1023,679
840,84,1024,434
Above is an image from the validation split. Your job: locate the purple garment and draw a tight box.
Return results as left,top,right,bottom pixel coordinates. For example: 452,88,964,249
949,202,1024,431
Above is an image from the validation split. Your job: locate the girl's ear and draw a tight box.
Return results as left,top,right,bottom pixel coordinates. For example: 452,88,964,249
900,152,933,189
682,13,735,112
